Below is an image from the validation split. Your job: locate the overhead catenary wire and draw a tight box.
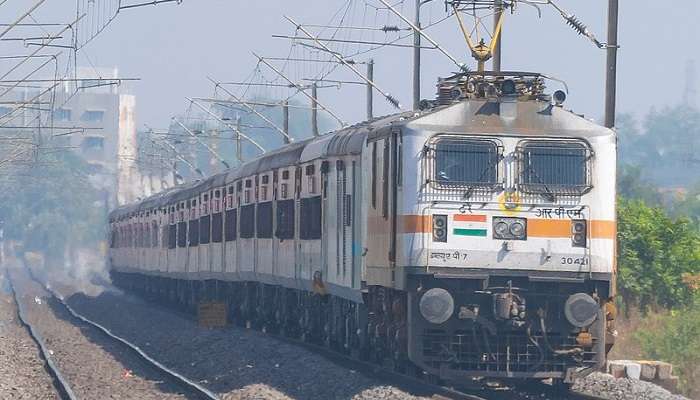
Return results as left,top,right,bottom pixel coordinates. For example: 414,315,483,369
187,97,267,156
255,53,347,128
171,117,230,169
207,77,293,143
0,0,48,40
285,15,401,109
376,0,468,71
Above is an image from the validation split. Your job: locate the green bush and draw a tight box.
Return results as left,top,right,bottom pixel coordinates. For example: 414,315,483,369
617,199,700,310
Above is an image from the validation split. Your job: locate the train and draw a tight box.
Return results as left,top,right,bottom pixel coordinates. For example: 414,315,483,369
108,71,617,386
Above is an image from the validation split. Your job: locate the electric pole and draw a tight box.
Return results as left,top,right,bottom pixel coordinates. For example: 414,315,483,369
282,100,290,143
604,0,619,129
413,0,421,110
493,0,502,72
311,83,319,136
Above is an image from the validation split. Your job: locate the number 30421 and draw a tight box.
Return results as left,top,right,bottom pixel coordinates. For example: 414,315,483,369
561,257,588,265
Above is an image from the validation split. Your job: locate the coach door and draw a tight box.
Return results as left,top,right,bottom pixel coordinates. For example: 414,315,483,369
223,184,237,277
336,158,355,289
298,162,322,283
148,211,157,271
210,188,224,274
166,205,177,273
187,198,199,273
274,167,295,282
239,177,256,280
256,172,274,281
199,192,212,274
365,131,400,287
176,201,188,273
159,208,168,273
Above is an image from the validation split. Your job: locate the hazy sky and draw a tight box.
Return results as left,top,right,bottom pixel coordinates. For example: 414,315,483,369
21,1,700,130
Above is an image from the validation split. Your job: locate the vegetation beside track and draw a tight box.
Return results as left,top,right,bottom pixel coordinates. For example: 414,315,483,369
616,105,700,398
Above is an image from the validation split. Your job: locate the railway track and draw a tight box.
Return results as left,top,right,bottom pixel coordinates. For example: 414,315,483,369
121,285,610,400
7,266,219,400
10,262,609,400
6,271,77,400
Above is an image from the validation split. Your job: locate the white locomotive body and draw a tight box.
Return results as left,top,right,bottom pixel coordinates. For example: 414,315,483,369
109,73,617,383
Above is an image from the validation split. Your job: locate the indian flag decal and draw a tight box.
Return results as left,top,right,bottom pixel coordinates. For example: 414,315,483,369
453,214,488,237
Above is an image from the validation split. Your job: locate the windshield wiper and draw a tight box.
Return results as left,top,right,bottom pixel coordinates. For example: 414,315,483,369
462,157,500,200
524,166,556,202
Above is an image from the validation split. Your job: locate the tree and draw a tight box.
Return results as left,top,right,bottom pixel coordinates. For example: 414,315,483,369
617,164,662,205
0,150,106,269
617,198,700,310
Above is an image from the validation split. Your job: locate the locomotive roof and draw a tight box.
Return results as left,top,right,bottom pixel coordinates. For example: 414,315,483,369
110,97,613,220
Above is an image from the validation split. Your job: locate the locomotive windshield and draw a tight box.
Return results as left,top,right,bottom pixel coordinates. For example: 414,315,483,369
434,138,499,187
519,140,590,195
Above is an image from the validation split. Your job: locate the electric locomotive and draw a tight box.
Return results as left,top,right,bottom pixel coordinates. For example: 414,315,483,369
108,71,616,385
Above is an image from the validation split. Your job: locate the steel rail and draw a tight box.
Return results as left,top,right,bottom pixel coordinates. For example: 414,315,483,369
17,266,220,400
5,270,78,400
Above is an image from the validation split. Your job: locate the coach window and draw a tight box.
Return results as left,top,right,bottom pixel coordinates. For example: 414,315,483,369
244,179,252,203
212,192,223,244
306,164,316,194
518,140,591,196
168,207,177,250
161,221,168,249
300,196,322,240
151,220,158,248
280,169,290,199
434,137,500,188
139,219,143,248
261,174,270,201
200,214,211,245
257,201,273,239
240,204,255,239
226,185,234,208
177,219,187,248
276,198,295,240
145,222,150,249
189,200,199,247
225,207,237,241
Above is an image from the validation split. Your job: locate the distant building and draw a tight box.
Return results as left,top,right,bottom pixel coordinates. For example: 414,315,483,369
50,67,142,207
0,67,153,207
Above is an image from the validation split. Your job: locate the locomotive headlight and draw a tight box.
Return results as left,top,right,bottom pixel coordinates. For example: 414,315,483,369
564,293,599,328
493,217,527,240
494,221,509,237
419,288,454,325
433,214,448,243
509,221,526,237
571,220,587,248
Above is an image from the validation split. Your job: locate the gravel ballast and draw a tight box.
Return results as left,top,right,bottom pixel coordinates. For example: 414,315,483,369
573,372,690,400
0,269,58,400
7,265,196,400
65,288,431,400
63,284,694,400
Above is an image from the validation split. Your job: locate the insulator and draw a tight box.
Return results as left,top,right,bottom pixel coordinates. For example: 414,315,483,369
381,25,400,33
566,15,588,36
385,94,401,109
